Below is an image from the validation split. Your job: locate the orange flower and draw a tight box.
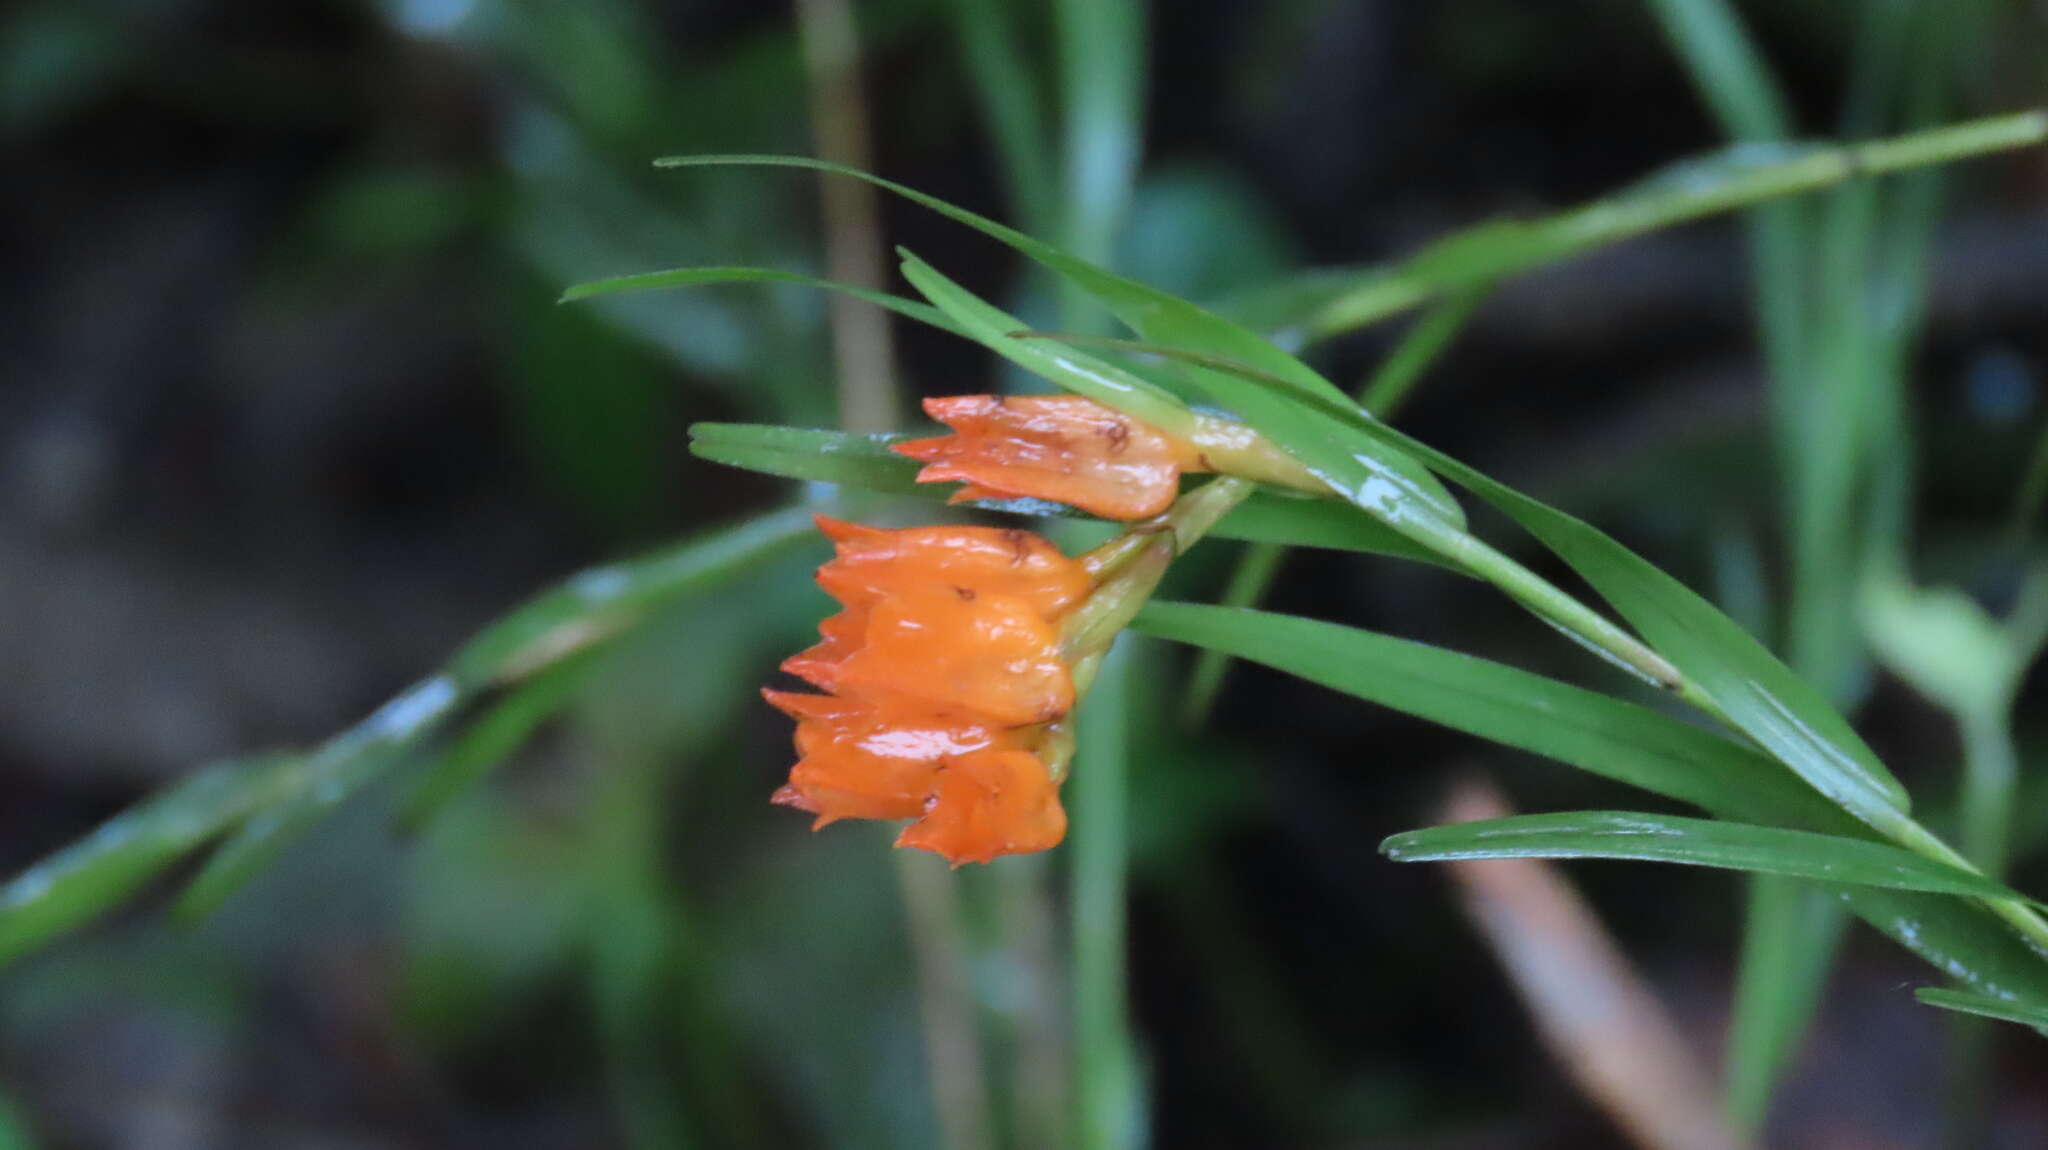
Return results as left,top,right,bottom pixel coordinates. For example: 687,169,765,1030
769,515,1087,864
894,395,1209,520
765,690,1013,824
895,748,1068,864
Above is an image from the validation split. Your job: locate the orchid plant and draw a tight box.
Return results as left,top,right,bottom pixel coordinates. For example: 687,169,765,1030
5,104,2048,1143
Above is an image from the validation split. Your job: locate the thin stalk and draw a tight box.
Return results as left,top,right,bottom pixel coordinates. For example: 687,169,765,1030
1958,705,2018,885
895,852,998,1150
1887,820,2048,956
1428,531,1696,701
997,858,1074,1150
795,0,900,434
1072,641,1143,1150
1298,110,2045,343
1947,698,2019,1146
1053,0,1143,326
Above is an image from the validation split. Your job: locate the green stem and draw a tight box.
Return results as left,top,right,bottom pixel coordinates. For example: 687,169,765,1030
1072,642,1142,1150
1888,819,2048,957
1431,531,1696,701
1958,705,2018,881
1300,110,2046,343
1066,479,1257,659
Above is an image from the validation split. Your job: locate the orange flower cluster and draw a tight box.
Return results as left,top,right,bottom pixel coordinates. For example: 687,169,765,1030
894,395,1210,520
769,515,1090,864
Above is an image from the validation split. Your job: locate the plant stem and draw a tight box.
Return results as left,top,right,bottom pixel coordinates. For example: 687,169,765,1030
1073,642,1143,1150
1958,706,2018,880
1300,109,2046,343
1430,531,1697,701
796,0,900,434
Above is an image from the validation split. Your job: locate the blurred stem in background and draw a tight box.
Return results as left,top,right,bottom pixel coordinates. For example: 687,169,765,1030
796,3,991,1147
796,0,900,434
1072,643,1143,1150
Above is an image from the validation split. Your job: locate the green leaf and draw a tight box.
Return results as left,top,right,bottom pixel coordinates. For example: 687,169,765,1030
1130,601,2048,1006
560,264,963,335
691,424,932,497
653,153,1467,530
1915,988,2048,1031
1131,602,1821,824
0,755,290,968
1381,811,2028,902
894,253,1194,433
100,509,812,927
688,423,1444,564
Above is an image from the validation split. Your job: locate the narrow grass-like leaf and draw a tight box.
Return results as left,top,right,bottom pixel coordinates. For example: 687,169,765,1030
895,253,1193,433
1221,112,2046,343
691,424,932,497
1132,601,2048,1005
689,423,1444,563
561,265,962,334
1132,603,1820,823
1382,811,2029,902
1916,988,2048,1031
0,755,291,968
401,658,592,828
156,509,816,924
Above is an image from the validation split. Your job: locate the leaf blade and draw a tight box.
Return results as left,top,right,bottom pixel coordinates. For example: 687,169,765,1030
560,264,963,335
1916,988,2048,1031
1130,601,2048,1006
1381,811,2028,902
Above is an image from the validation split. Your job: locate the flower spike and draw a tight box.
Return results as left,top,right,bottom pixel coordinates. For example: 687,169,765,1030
767,517,1088,863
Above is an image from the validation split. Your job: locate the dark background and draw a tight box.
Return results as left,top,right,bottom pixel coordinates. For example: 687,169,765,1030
3,1,2047,1147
